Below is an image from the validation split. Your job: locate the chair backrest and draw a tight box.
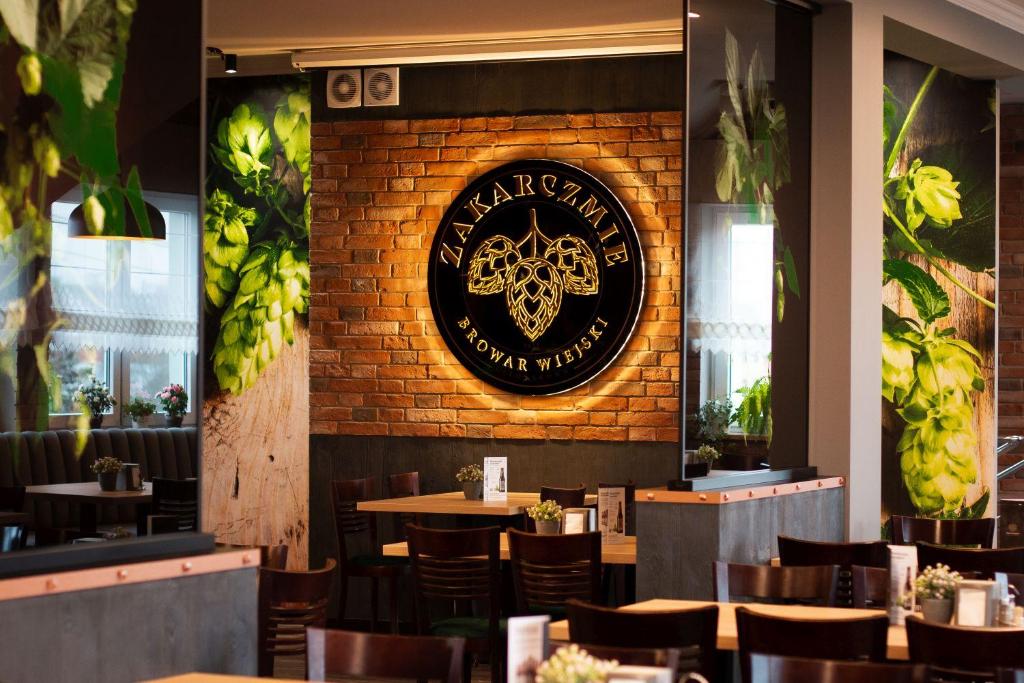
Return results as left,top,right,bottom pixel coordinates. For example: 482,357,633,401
387,471,422,536
0,485,25,512
892,515,995,547
553,642,682,671
747,653,931,683
406,524,502,637
851,565,888,609
713,561,840,606
151,477,197,531
906,615,1024,680
778,536,889,606
306,627,465,683
330,477,377,565
540,485,586,509
567,599,718,679
598,481,636,535
917,542,1024,575
508,529,602,614
257,558,336,677
735,607,890,682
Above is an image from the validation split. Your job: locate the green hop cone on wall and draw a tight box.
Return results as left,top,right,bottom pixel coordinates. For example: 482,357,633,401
897,159,962,231
212,239,309,395
212,104,273,194
204,189,255,309
273,87,311,196
882,330,918,404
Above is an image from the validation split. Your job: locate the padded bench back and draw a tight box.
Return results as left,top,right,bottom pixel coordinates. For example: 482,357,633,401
0,427,197,530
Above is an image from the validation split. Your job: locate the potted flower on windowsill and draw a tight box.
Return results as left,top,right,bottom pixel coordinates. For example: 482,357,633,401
74,376,116,429
696,444,722,469
124,397,156,428
528,499,564,535
157,384,188,427
92,456,123,492
916,563,962,623
456,464,484,500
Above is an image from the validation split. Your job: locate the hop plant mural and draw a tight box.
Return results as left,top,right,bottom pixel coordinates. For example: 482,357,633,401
206,79,311,395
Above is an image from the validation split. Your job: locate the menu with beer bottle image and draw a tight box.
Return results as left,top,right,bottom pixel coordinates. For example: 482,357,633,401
599,485,626,544
484,457,508,501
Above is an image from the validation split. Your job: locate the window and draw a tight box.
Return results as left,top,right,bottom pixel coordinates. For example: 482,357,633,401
48,191,199,425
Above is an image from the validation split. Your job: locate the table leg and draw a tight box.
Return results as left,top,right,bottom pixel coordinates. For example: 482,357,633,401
79,504,98,535
136,503,151,536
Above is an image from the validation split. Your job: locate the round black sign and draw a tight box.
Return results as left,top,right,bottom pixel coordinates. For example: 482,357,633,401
428,159,645,395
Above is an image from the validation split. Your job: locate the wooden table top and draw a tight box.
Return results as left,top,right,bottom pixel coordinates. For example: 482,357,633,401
383,532,636,565
357,491,597,516
549,599,910,660
140,675,272,682
25,481,152,503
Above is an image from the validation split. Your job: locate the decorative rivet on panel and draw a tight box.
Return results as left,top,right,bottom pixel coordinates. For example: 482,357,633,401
748,491,754,498
698,494,707,501
772,488,778,495
242,553,253,565
117,569,128,580
795,484,800,491
839,477,845,486
818,481,823,488
722,494,729,501
182,561,193,572
646,493,654,500
45,578,57,590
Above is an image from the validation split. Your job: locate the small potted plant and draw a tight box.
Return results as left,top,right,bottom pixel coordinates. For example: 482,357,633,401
124,397,156,428
74,376,116,429
528,499,564,535
92,456,123,492
456,464,484,500
536,644,618,683
696,444,721,468
916,563,962,623
156,383,188,427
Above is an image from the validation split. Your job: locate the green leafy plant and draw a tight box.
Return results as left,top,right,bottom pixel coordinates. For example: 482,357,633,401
455,463,483,483
124,397,155,419
91,455,122,474
696,444,721,465
693,398,733,447
734,375,772,445
527,499,563,522
882,67,991,519
207,81,311,395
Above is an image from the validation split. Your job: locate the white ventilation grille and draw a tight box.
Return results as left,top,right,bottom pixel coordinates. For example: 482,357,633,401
326,69,361,108
363,67,399,107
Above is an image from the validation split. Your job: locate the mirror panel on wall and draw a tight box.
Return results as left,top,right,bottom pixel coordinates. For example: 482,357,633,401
684,0,812,470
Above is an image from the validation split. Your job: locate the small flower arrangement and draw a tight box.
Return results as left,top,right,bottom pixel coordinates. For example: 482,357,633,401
456,463,484,483
916,563,962,601
696,444,721,464
535,644,618,683
124,397,156,419
74,376,115,416
156,383,188,417
527,499,563,522
91,456,123,475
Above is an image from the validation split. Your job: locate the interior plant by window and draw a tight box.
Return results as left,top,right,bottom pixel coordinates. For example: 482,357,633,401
696,444,721,465
693,398,732,448
156,383,187,418
733,374,772,445
882,66,992,519
74,375,115,418
124,397,155,420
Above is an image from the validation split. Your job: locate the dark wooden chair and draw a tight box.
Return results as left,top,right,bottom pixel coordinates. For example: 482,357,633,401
0,485,25,512
998,670,1024,683
566,599,718,679
778,536,888,606
508,528,602,616
387,471,424,536
851,565,888,609
407,524,502,683
892,515,995,548
540,485,586,508
747,653,931,683
550,642,682,671
257,558,336,678
713,561,840,606
150,477,198,532
735,607,889,682
916,542,1024,575
306,627,465,683
331,476,407,633
906,615,1024,680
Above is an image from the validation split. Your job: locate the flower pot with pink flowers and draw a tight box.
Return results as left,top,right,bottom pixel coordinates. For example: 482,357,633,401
157,384,188,427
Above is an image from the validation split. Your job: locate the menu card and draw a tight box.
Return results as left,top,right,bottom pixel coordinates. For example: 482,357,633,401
563,507,595,534
887,544,917,626
955,579,999,626
599,486,626,544
506,615,549,683
484,456,507,501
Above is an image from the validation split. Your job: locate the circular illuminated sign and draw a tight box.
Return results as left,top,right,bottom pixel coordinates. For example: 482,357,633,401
428,159,645,395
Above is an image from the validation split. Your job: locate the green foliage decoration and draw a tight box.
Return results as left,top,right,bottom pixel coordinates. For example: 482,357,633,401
204,189,254,309
734,375,772,446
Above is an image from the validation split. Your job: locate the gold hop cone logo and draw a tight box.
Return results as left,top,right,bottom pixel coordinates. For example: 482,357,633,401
467,208,598,341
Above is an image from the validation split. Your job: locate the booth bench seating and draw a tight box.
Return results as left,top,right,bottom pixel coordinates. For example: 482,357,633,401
0,428,197,533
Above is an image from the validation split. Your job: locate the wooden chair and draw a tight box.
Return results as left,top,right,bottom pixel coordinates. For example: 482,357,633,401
0,485,25,512
891,515,995,548
387,471,424,536
508,528,602,616
306,627,465,683
778,536,888,606
998,670,1024,683
735,607,889,682
906,615,1024,680
150,477,198,532
407,524,502,683
916,542,1024,575
747,653,931,683
713,561,840,606
851,565,888,609
257,558,336,678
566,599,718,679
540,485,586,508
551,642,682,671
331,477,407,633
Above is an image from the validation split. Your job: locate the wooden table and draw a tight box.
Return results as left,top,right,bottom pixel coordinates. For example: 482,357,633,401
25,482,152,536
357,491,597,516
140,675,272,682
383,532,636,565
549,599,910,660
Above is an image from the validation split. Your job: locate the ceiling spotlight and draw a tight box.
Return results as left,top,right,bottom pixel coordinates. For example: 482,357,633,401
224,53,238,74
688,11,701,18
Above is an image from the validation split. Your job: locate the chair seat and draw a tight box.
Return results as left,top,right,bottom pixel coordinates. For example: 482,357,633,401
430,616,507,640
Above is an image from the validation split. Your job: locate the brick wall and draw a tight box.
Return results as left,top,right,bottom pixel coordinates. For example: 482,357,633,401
308,112,682,442
999,102,1024,493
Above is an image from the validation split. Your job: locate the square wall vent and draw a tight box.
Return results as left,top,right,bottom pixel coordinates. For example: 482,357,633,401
363,67,399,107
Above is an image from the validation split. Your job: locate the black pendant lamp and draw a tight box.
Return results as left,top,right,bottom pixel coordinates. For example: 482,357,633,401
67,200,166,240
